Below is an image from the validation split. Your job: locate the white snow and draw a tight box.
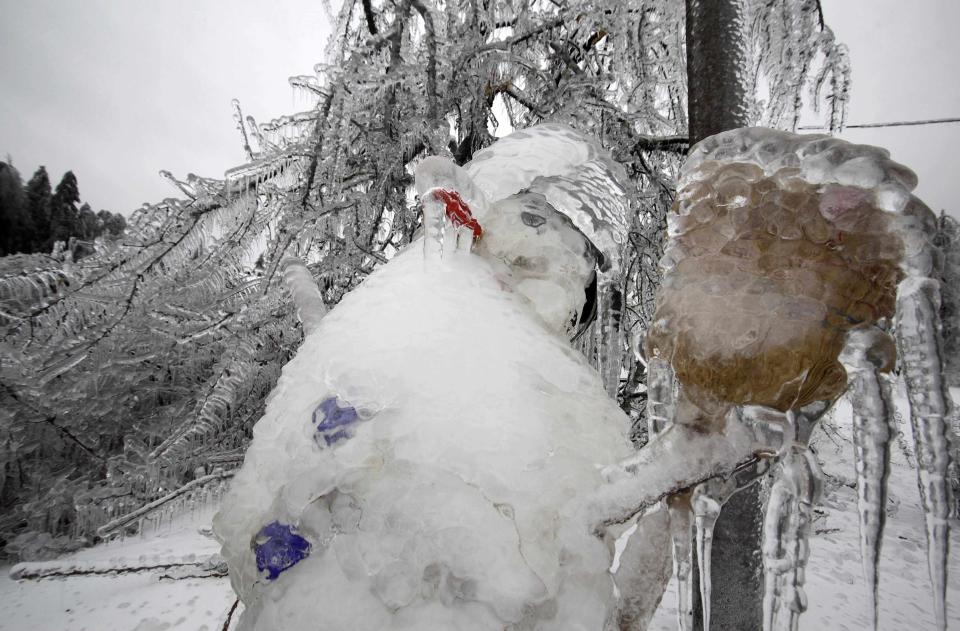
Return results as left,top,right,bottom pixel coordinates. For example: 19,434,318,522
0,503,238,631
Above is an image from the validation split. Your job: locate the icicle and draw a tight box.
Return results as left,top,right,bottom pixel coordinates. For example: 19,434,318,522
158,170,196,199
667,495,695,631
646,357,675,437
839,327,896,628
420,189,450,261
762,449,821,631
692,479,725,631
246,115,267,154
896,277,951,630
231,98,254,162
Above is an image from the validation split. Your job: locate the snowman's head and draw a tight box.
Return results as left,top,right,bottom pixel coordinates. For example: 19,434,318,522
476,191,599,338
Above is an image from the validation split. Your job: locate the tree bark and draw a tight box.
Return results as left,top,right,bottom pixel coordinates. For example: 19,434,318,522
685,0,752,146
685,1,762,629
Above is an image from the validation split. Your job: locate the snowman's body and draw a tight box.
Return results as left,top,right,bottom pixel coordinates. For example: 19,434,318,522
215,242,636,630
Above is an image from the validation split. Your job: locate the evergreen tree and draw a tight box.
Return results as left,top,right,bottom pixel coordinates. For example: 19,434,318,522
100,210,126,236
48,171,80,247
0,162,29,255
77,203,98,240
25,166,52,252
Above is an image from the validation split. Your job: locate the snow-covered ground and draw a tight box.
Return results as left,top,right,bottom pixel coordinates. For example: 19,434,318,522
0,504,239,631
1,391,957,630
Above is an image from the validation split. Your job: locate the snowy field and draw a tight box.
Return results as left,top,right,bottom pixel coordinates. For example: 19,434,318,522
1,392,957,630
0,504,241,631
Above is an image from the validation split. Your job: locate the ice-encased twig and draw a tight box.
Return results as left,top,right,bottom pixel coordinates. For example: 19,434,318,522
667,495,695,631
896,277,951,631
598,275,622,398
761,449,820,631
646,357,675,437
839,327,896,629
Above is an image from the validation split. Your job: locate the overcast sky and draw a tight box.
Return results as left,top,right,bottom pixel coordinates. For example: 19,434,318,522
0,0,957,216
0,0,330,213
813,0,960,218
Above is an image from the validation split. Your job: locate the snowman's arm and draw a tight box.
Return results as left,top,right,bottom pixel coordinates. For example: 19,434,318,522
282,257,327,336
586,421,756,535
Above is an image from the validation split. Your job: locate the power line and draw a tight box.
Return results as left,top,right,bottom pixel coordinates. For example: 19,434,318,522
800,117,960,131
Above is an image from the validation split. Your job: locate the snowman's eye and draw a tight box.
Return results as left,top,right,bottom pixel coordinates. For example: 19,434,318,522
521,211,546,228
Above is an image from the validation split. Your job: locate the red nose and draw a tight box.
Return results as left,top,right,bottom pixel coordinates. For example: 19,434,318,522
432,189,483,240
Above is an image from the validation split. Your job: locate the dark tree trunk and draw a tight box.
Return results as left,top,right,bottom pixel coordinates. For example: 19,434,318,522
685,0,752,145
685,1,762,629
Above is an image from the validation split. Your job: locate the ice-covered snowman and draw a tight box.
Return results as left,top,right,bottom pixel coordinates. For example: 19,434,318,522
214,124,670,630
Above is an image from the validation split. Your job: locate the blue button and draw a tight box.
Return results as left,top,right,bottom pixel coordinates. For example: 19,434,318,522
254,521,311,580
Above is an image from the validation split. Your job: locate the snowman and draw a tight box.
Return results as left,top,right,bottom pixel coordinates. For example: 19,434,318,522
214,124,670,630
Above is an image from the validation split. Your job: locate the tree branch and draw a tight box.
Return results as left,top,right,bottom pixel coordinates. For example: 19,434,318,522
96,470,234,538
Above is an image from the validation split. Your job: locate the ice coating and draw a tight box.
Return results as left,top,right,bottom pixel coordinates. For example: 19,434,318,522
667,496,695,631
464,123,631,273
639,127,949,629
646,358,676,437
415,157,492,223
214,242,638,629
476,192,599,338
281,257,327,336
681,127,918,209
647,157,905,419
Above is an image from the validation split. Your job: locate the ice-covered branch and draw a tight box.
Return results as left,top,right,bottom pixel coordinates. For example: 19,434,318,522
410,0,438,124
361,0,378,35
10,554,226,581
96,470,234,539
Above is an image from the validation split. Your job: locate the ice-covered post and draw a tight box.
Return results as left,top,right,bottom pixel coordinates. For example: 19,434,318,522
685,0,762,627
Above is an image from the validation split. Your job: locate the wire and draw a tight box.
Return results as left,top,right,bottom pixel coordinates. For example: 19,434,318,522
799,117,960,131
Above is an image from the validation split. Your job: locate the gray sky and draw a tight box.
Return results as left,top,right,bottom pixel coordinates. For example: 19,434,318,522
0,1,956,216
815,0,960,217
0,0,330,213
